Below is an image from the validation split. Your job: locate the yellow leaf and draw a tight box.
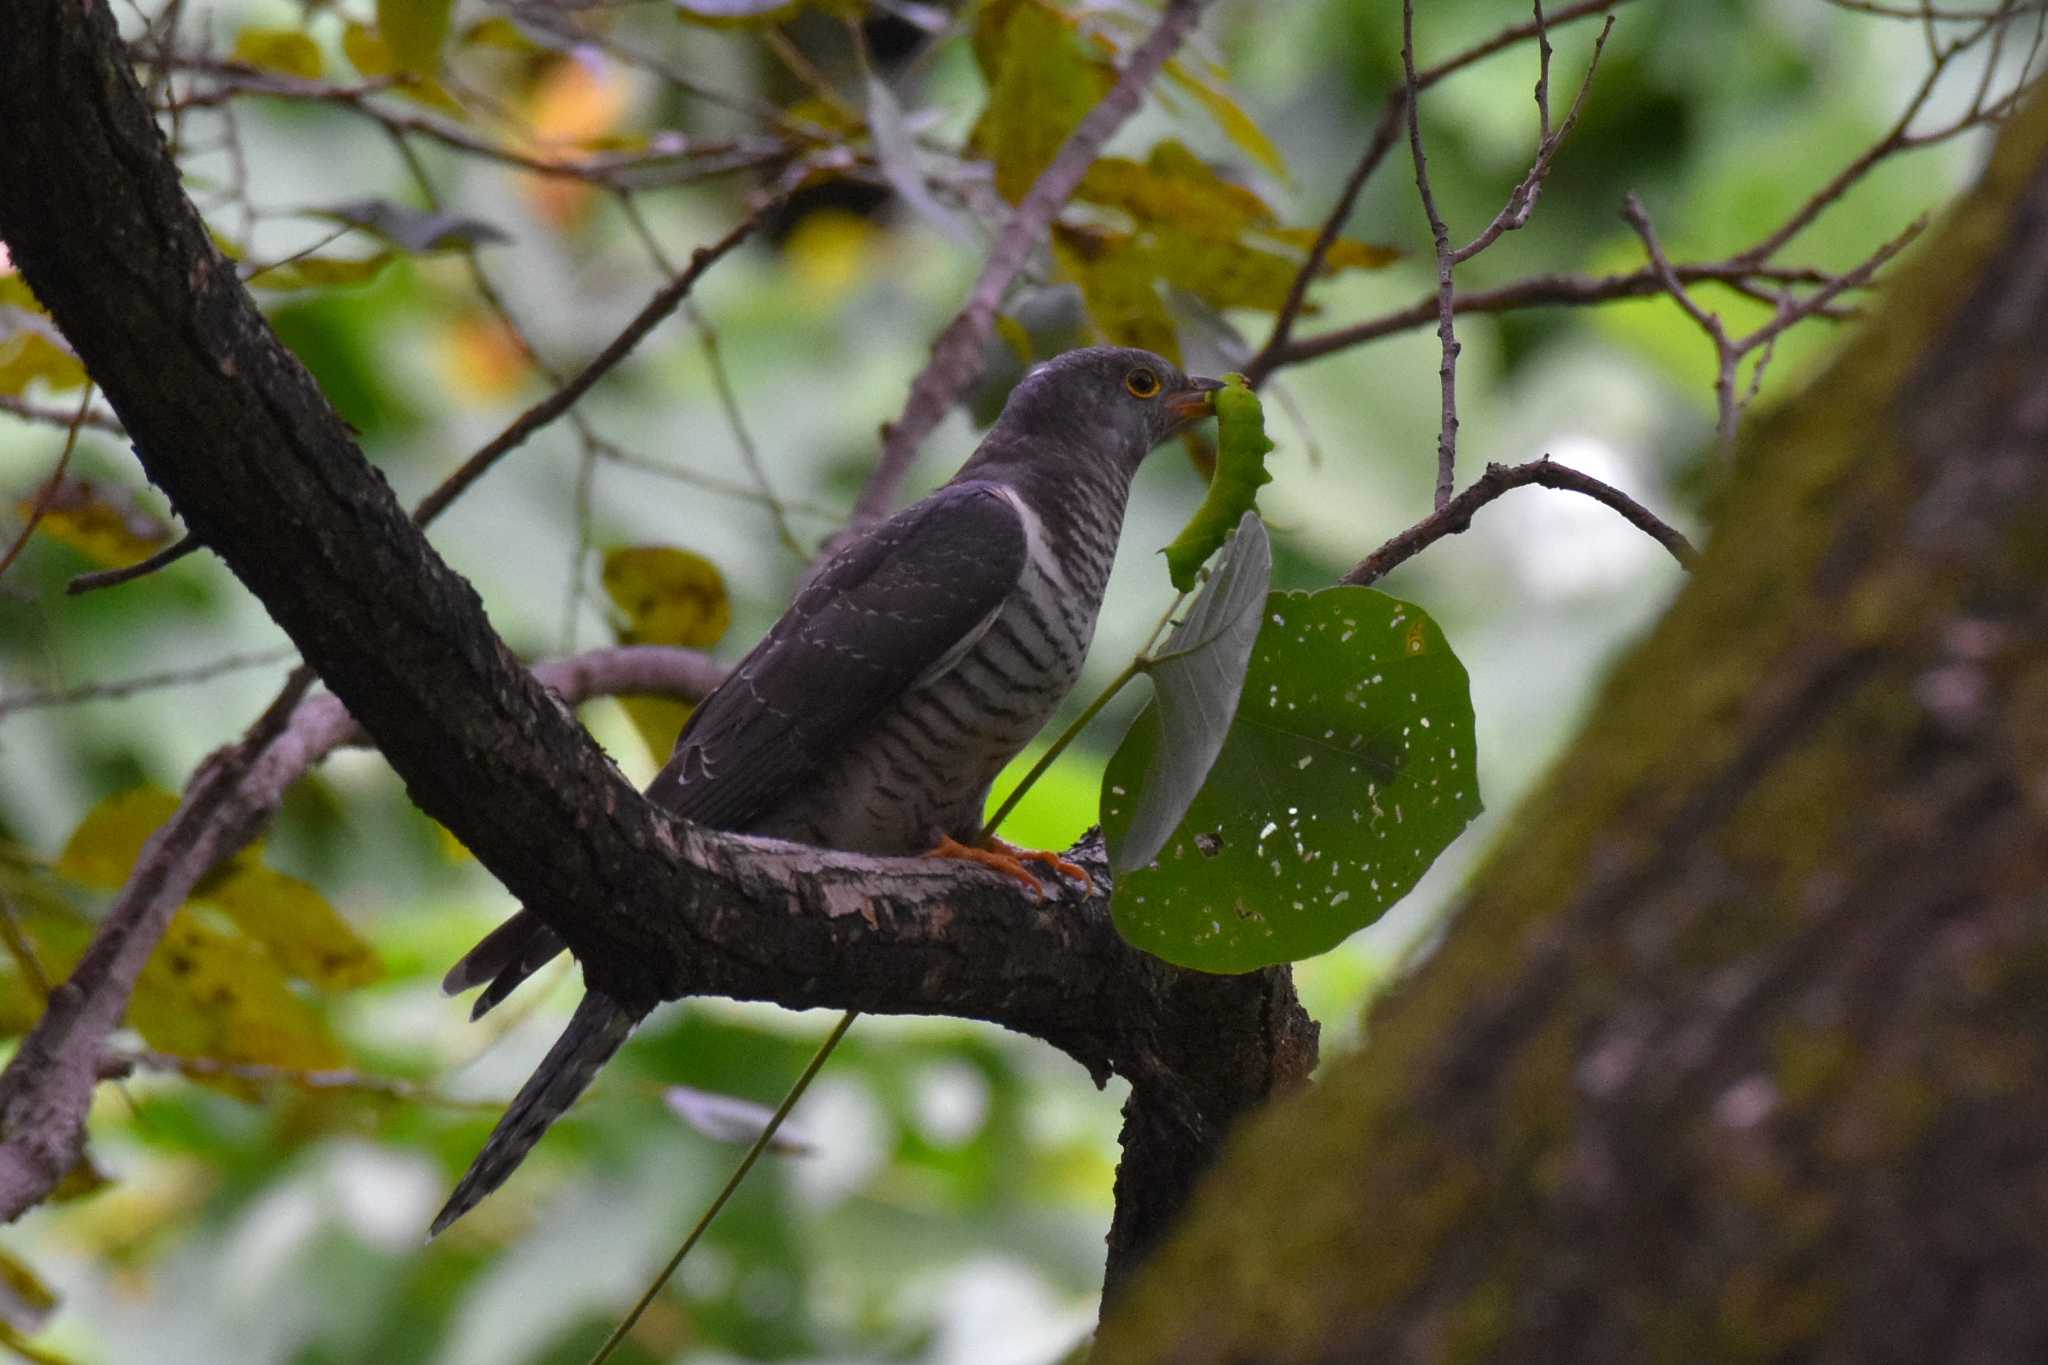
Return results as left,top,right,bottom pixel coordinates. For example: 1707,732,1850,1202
1051,224,1179,362
603,546,729,760
782,210,877,301
969,0,1115,203
1260,226,1401,272
200,864,383,992
602,546,732,648
1077,140,1275,239
460,15,540,52
376,0,454,76
1163,58,1288,180
619,696,697,764
54,788,181,889
0,274,42,312
17,478,172,570
0,329,85,396
129,913,347,1090
231,26,325,81
342,20,395,77
244,251,395,291
0,1247,57,1335
0,1323,77,1365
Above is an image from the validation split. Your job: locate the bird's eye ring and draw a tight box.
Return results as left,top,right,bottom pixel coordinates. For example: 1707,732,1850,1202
1124,367,1162,399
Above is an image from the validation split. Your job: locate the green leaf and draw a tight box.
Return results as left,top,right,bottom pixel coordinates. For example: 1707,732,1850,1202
376,0,454,76
1051,223,1179,361
969,0,1115,203
231,26,325,80
1162,374,1275,592
1104,588,1481,973
1105,513,1272,874
307,199,510,253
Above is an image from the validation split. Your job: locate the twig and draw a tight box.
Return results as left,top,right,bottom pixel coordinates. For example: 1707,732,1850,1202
845,0,1211,532
1399,1,1612,511
1251,0,1638,379
114,1048,499,1109
1264,260,1868,370
1342,458,1698,587
586,1009,860,1365
411,206,770,528
0,646,297,720
1400,0,1461,512
0,642,726,1220
0,395,123,435
66,533,201,594
0,385,96,581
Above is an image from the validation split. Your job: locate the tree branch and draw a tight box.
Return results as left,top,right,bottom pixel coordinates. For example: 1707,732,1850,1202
846,0,1211,531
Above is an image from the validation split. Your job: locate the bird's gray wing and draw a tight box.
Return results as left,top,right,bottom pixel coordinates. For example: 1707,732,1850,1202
644,481,1027,826
442,482,1027,1015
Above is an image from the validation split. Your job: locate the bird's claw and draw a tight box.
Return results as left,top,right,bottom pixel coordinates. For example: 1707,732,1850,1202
921,834,1092,899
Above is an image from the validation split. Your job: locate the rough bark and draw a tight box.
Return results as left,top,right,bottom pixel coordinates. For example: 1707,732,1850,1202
1093,93,2048,1364
0,0,1313,1288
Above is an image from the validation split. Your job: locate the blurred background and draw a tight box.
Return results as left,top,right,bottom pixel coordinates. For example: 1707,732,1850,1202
0,0,2021,1359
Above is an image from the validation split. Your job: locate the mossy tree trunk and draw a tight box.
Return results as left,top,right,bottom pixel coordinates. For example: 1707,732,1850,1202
1093,94,2048,1364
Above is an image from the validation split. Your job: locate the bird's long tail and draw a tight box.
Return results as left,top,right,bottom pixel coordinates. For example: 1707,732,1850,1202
428,990,638,1238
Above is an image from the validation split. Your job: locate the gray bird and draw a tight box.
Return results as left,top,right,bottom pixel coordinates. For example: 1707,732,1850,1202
431,346,1221,1235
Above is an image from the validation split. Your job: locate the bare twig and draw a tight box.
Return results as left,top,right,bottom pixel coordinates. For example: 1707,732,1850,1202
411,206,770,528
114,1048,500,1110
1400,0,1461,512
0,646,297,720
846,0,1211,532
1251,0,1638,380
1399,1,1612,511
0,395,123,435
66,533,201,595
1342,457,1698,587
0,385,95,581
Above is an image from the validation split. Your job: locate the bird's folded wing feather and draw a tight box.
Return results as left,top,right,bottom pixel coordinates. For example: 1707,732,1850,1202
645,482,1027,827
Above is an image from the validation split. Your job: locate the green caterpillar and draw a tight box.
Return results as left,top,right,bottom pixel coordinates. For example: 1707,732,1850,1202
1163,372,1274,592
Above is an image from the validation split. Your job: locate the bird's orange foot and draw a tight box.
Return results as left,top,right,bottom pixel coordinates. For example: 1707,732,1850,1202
922,834,1048,897
983,836,1094,895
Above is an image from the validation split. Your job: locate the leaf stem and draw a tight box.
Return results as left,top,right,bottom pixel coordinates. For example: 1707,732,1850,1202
981,658,1148,841
587,1008,861,1365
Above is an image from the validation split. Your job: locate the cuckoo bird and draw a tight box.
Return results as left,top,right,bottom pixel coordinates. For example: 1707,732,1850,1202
431,346,1221,1234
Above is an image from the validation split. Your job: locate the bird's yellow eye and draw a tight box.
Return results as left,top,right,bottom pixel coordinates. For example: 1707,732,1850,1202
1124,367,1162,399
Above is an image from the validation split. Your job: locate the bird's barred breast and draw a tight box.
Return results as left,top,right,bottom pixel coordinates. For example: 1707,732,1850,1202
753,498,1116,855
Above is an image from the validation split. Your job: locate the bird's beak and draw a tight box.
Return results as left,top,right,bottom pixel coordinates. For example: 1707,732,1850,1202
1165,376,1225,423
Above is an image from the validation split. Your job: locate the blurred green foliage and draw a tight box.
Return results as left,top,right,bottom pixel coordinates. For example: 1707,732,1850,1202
0,0,2017,1359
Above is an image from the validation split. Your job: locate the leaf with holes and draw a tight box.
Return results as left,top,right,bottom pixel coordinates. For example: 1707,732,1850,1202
1103,512,1271,875
1103,588,1481,974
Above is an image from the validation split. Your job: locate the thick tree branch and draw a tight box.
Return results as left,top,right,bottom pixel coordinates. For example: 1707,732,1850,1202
0,0,1312,1293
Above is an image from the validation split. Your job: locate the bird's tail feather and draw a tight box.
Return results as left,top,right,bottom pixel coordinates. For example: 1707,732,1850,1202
429,990,638,1238
441,908,567,1021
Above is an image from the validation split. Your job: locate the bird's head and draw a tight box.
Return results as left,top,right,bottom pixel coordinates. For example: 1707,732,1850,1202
992,346,1223,474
